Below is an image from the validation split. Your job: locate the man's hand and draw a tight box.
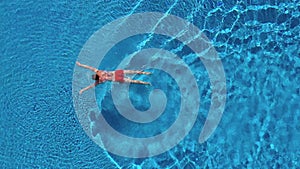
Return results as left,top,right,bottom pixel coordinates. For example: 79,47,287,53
76,61,82,66
79,90,83,94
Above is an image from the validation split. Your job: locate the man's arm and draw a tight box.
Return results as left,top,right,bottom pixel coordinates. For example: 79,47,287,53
76,61,98,73
79,82,100,94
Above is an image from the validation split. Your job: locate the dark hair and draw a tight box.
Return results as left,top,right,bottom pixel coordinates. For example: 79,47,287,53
92,74,99,80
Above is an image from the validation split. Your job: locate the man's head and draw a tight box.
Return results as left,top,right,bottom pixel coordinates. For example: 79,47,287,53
92,74,99,80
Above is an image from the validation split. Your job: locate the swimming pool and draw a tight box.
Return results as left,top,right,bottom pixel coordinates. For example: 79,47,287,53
1,0,299,168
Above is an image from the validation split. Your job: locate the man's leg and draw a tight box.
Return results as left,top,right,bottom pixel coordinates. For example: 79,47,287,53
123,70,151,75
124,78,150,85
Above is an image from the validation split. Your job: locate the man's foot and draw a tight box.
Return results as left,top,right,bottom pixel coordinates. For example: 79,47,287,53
139,81,151,85
140,81,151,85
137,71,151,75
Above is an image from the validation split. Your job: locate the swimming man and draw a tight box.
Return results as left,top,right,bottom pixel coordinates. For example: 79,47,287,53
76,61,151,94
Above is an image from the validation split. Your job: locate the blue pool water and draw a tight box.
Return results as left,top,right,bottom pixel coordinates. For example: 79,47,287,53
1,0,299,168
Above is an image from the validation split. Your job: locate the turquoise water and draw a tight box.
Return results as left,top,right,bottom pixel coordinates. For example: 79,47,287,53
1,0,299,168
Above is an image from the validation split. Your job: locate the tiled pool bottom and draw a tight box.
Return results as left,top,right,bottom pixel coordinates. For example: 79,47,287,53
0,0,299,168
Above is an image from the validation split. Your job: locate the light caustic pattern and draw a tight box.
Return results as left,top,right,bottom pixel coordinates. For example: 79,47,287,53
72,12,226,158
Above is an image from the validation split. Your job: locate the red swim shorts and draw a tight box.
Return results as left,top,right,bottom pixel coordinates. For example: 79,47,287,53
114,70,125,82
